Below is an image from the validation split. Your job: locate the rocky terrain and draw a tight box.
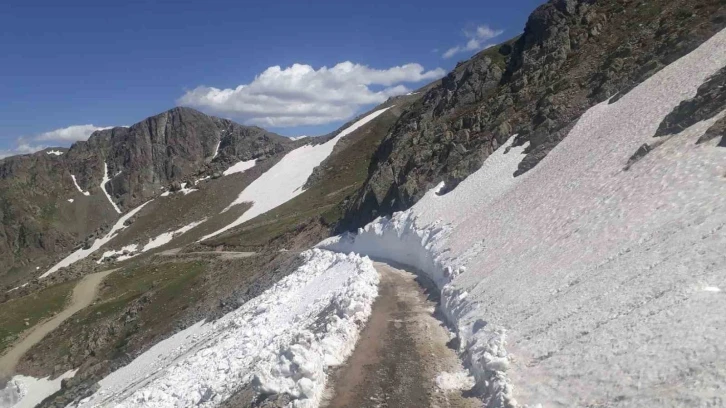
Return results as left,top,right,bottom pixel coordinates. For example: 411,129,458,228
341,0,726,229
0,107,294,289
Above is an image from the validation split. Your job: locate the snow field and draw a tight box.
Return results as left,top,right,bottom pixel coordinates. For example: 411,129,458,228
199,107,391,242
222,159,256,176
41,200,153,278
321,29,726,406
74,249,379,407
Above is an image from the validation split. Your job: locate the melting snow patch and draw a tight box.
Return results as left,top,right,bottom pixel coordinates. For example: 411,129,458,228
0,369,77,408
71,175,90,196
46,150,63,156
101,162,122,214
142,219,207,252
75,249,378,407
67,198,74,203
200,107,391,242
41,200,152,278
435,371,475,391
222,159,256,176
97,244,139,264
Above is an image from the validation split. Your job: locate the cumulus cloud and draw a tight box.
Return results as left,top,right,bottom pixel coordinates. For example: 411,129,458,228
35,124,112,142
0,124,112,159
443,25,504,59
178,61,445,127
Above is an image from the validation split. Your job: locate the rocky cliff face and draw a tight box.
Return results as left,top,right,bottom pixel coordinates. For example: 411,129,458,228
0,107,291,285
341,0,726,230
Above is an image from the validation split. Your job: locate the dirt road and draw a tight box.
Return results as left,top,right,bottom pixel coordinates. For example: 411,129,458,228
322,262,479,408
0,269,115,380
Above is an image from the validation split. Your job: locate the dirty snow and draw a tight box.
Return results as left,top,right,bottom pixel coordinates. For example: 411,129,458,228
222,159,256,176
0,369,76,408
46,150,63,156
73,249,378,408
41,201,152,278
200,107,390,242
435,371,475,392
70,175,90,196
101,162,122,214
321,30,726,406
97,244,140,264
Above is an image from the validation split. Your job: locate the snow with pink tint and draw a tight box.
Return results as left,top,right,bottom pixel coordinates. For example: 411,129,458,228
321,30,726,406
199,107,391,242
73,249,378,408
222,159,256,176
40,200,152,278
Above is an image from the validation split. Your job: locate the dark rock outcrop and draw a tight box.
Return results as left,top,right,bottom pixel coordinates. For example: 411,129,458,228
339,0,726,231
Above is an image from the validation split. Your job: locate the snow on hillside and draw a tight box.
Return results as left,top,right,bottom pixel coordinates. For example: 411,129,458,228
199,107,391,242
101,162,122,214
46,150,63,156
70,175,90,196
0,369,76,408
321,29,726,406
41,201,153,278
222,159,256,176
96,219,207,263
73,249,378,408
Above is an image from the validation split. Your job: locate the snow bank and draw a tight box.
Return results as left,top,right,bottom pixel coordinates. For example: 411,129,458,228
101,162,122,214
0,369,76,408
200,107,391,242
70,175,90,196
321,30,726,406
74,249,378,407
41,200,152,278
222,159,256,176
435,371,475,392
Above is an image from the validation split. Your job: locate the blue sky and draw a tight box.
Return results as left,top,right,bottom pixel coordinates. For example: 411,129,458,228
0,0,542,156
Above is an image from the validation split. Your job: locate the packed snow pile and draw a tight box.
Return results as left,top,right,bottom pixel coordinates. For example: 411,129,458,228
73,249,378,407
41,200,152,278
200,107,391,241
321,30,726,406
0,369,77,408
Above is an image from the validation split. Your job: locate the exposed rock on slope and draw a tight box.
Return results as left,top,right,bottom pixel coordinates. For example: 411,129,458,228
341,0,726,230
0,107,291,287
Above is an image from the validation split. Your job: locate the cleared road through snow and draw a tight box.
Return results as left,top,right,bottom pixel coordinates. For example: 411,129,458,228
322,262,478,408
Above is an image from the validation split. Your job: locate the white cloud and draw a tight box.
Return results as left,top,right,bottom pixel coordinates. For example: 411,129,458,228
178,61,445,127
443,24,503,59
0,124,112,160
36,124,112,142
0,141,47,159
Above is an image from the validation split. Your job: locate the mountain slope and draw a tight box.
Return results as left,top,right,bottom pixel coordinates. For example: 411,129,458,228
0,107,291,289
341,0,726,229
